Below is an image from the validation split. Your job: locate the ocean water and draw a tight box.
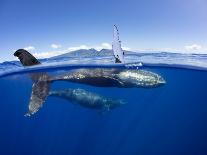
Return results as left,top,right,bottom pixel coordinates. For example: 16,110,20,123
0,54,207,155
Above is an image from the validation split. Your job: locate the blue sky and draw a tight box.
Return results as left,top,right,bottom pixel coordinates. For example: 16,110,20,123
1,0,207,61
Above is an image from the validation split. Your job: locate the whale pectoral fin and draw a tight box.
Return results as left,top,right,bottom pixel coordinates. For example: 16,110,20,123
25,80,50,117
25,96,45,117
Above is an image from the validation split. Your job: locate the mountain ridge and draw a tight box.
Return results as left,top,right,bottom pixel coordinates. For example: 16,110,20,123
51,48,204,59
52,48,135,58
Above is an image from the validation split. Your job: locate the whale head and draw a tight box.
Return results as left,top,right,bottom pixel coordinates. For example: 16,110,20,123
117,70,166,88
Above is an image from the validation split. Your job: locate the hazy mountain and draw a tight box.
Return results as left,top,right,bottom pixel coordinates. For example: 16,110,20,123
52,49,135,58
50,48,204,60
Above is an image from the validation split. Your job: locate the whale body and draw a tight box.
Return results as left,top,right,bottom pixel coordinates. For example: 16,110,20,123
25,88,124,116
50,89,125,111
51,68,166,88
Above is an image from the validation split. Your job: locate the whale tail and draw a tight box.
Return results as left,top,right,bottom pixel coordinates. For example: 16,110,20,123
14,49,51,116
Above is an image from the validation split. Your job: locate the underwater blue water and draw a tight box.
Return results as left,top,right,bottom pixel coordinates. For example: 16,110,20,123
0,54,207,155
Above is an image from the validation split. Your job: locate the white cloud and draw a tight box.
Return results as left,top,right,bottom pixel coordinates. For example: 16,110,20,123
51,44,62,49
67,43,111,51
122,47,131,51
98,43,111,50
33,50,68,59
101,43,111,49
68,45,91,51
24,46,35,51
185,44,202,51
23,46,62,58
134,47,180,53
94,43,110,51
67,43,130,51
133,45,207,54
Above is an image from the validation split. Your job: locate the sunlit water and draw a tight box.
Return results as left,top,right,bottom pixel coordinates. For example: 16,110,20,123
0,54,207,155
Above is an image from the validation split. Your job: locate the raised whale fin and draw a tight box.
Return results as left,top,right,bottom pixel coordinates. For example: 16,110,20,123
112,25,124,63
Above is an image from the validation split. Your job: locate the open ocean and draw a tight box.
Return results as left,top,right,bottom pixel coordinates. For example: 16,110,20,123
0,53,207,155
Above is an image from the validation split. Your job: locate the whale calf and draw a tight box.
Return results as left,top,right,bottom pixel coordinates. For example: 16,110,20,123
50,89,125,111
25,88,124,116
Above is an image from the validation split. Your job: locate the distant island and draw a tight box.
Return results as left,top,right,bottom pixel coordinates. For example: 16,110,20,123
51,49,134,58
51,48,196,59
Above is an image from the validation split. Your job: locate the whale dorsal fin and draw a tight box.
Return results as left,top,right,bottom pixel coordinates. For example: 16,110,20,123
112,25,124,63
14,49,41,66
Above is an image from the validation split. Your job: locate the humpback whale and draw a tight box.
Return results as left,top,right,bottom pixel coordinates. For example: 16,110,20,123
14,49,165,116
50,89,125,111
14,49,165,88
25,88,124,116
51,68,165,87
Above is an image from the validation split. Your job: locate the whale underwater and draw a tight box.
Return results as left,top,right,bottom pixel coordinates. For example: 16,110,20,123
49,89,125,111
14,49,166,116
